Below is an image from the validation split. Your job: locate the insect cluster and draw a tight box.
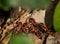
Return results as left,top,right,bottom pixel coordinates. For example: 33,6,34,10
0,7,54,44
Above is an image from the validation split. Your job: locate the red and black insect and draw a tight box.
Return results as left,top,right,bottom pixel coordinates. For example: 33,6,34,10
13,18,54,39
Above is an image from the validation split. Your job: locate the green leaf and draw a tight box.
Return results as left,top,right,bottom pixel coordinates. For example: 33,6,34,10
54,1,60,32
9,33,34,44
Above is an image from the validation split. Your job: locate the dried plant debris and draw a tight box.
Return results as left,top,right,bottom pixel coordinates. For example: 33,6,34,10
0,7,59,44
31,9,46,23
55,32,60,43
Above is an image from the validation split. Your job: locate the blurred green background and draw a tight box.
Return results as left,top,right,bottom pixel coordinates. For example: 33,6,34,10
0,0,51,11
